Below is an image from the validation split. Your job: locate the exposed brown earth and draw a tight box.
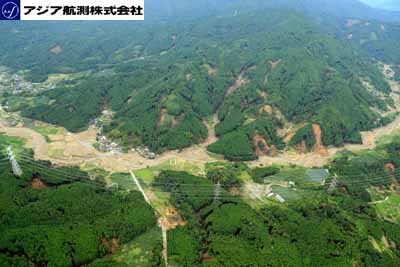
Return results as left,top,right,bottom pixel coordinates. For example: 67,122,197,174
103,96,109,110
165,207,187,229
254,130,269,156
229,185,240,195
259,104,273,115
225,65,255,97
283,128,297,144
202,114,219,147
203,64,218,76
370,237,382,253
2,63,400,171
226,72,249,97
384,163,400,191
50,45,62,55
269,59,281,70
259,91,268,99
253,130,277,156
312,123,328,156
159,108,168,127
4,110,400,173
31,178,48,189
101,237,120,254
382,234,391,249
201,252,216,263
296,140,308,154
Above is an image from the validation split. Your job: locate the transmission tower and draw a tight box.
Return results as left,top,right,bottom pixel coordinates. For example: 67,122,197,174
7,146,23,177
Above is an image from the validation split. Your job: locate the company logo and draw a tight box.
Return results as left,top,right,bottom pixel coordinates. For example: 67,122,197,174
0,0,20,20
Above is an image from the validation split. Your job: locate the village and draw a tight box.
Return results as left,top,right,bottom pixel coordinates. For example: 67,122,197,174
0,66,56,97
92,110,157,159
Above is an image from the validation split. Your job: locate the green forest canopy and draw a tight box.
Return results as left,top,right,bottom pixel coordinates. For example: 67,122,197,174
0,137,159,267
0,0,400,160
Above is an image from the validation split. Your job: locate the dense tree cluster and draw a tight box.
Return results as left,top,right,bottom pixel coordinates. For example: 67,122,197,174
153,170,400,267
205,162,248,188
289,124,316,150
208,114,284,161
0,151,157,267
251,166,280,183
0,1,399,158
330,135,400,197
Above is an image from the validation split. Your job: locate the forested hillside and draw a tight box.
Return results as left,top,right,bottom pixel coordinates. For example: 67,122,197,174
1,0,400,160
150,135,400,266
0,138,161,267
153,166,400,266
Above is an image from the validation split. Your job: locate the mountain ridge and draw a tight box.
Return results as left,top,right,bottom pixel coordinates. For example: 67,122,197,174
0,0,399,160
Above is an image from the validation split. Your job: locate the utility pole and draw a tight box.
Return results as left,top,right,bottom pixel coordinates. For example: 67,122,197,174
7,146,22,177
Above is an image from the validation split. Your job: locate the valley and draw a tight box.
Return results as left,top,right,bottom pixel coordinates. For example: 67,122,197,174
1,1,400,266
2,91,400,172
1,62,399,172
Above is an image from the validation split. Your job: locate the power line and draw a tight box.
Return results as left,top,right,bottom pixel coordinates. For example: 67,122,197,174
18,153,400,184
18,157,396,192
15,154,400,196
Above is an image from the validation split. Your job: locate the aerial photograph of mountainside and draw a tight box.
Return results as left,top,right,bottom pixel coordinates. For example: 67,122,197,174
0,0,400,266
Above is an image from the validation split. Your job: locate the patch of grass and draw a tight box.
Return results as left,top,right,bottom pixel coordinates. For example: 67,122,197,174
109,173,136,190
33,125,62,141
134,159,204,184
110,226,163,267
238,170,252,182
306,169,329,184
0,134,25,155
47,147,64,157
377,131,400,147
271,185,302,201
92,142,101,151
265,165,317,187
206,151,225,160
374,193,400,223
80,162,109,179
135,168,156,183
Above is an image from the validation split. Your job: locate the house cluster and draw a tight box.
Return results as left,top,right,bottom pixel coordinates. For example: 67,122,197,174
0,72,31,94
91,110,114,129
132,146,156,159
96,135,123,154
0,67,55,95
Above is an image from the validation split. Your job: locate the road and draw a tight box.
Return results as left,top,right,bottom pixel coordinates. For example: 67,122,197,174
129,171,168,267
